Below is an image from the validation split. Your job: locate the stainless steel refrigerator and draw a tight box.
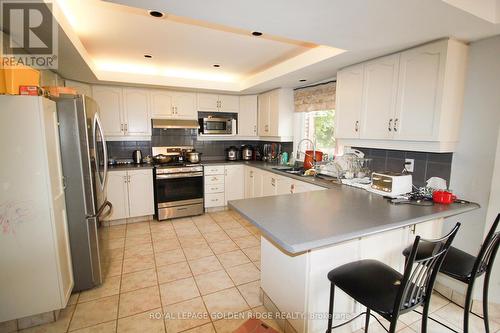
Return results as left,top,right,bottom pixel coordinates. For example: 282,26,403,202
56,95,112,291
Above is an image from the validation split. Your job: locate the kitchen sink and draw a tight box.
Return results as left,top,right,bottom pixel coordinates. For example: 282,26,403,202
272,167,310,177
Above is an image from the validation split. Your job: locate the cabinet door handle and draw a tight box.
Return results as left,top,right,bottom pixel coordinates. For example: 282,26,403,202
394,118,398,132
355,121,359,132
124,123,128,133
254,125,257,133
120,123,123,132
388,119,393,132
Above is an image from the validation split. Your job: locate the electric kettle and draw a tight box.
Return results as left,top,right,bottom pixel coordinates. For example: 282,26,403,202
132,150,143,164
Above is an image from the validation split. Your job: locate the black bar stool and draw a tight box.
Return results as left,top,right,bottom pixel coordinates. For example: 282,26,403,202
326,223,461,333
402,213,500,333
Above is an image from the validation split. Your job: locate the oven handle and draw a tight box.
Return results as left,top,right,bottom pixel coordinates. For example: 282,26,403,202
156,172,203,179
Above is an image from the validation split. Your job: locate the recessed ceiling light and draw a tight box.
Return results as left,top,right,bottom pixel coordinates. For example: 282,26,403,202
251,31,263,37
144,54,152,58
149,10,164,18
299,79,307,82
212,64,221,68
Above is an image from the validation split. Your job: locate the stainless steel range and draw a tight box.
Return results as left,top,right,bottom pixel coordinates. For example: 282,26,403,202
153,147,204,220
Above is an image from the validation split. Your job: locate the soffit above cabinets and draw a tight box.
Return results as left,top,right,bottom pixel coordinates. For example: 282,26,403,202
50,0,344,92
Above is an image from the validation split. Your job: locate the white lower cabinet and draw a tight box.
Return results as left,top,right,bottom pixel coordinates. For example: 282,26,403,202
205,164,326,208
224,165,245,205
244,167,263,198
103,169,154,221
204,167,225,208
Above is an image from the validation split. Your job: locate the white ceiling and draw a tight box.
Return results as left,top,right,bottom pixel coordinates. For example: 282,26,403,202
54,0,500,93
53,0,344,92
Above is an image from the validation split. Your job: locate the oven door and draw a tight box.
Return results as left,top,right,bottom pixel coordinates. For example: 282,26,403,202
155,172,204,219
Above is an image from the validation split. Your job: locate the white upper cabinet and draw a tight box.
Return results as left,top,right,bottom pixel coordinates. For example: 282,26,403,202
257,88,293,138
258,93,270,136
360,54,400,140
150,90,174,118
172,91,197,119
335,39,468,152
197,93,219,112
150,90,196,119
335,64,364,139
238,95,258,136
93,85,151,139
394,43,445,141
197,93,239,113
92,85,124,137
394,40,467,142
123,88,151,136
219,95,239,112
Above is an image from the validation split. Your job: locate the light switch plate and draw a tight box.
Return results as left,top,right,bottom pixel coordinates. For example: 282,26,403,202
405,158,415,172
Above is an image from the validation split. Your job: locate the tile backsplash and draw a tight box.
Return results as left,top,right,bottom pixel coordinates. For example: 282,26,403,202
107,128,293,161
354,147,453,187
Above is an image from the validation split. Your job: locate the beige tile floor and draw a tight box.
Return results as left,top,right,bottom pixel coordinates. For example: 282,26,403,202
3,209,500,333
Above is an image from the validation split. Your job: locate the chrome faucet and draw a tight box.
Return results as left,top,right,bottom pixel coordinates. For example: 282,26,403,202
296,138,316,167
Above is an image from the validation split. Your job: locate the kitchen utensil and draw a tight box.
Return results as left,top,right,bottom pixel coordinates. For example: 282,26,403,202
303,150,323,170
369,172,413,197
143,155,153,164
281,152,289,165
241,145,253,161
226,146,239,161
432,190,456,204
132,149,142,164
185,151,202,164
153,154,174,164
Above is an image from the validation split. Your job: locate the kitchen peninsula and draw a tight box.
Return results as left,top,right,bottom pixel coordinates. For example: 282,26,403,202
229,187,479,333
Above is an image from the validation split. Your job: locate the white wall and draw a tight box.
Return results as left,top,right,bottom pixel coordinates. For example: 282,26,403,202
484,130,500,302
444,35,500,302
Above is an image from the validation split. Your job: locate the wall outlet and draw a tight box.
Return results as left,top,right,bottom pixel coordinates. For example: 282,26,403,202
405,158,415,172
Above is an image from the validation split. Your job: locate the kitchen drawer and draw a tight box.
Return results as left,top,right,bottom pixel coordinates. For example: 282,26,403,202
205,183,225,194
204,165,225,175
205,193,225,208
205,174,224,185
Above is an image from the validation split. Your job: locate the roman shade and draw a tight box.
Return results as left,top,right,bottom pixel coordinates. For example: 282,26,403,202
294,81,336,112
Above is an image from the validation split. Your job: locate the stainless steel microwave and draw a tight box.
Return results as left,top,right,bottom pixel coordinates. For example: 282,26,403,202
199,117,233,135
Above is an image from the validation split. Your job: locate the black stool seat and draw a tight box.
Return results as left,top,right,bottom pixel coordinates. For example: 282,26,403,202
328,259,419,317
326,224,461,333
402,244,486,282
401,213,499,333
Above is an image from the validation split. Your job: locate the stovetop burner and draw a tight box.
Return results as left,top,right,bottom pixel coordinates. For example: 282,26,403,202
152,146,198,169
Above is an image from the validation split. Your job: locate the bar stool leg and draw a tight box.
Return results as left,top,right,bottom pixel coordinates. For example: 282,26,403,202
463,281,474,333
388,316,398,333
364,308,370,333
327,283,335,333
483,269,492,333
421,296,430,333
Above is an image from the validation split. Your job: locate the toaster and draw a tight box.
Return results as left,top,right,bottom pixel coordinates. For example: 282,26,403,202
368,172,412,197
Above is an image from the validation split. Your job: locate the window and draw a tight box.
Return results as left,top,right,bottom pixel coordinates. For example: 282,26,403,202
299,110,336,157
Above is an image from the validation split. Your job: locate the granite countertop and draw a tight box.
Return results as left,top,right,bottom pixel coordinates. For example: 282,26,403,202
228,186,479,254
107,163,154,171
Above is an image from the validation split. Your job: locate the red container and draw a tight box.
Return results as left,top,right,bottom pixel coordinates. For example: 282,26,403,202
304,150,323,170
433,190,457,204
